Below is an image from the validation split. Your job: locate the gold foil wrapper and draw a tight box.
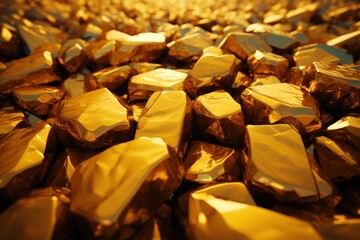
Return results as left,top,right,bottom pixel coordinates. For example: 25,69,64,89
183,54,238,99
70,137,184,239
326,115,360,149
85,65,132,91
302,61,360,111
58,38,89,73
187,192,322,240
49,88,131,149
247,50,289,79
12,86,65,116
241,83,322,137
135,91,192,159
219,32,272,60
167,33,213,63
314,136,360,182
0,51,60,94
128,68,188,101
192,90,245,147
110,32,167,66
242,124,337,204
183,141,241,183
0,110,26,137
0,187,74,240
0,122,56,207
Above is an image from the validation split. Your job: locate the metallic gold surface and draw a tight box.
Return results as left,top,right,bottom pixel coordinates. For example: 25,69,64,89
168,33,213,62
284,67,304,86
12,86,65,116
49,88,131,149
70,137,183,239
0,122,56,206
184,141,241,183
85,65,132,91
303,62,360,111
87,39,115,69
241,83,322,137
129,62,162,74
128,68,188,101
0,110,26,137
319,219,360,240
187,192,322,240
193,90,245,147
131,102,146,122
135,91,192,159
219,32,272,60
314,136,360,182
110,32,167,66
58,38,89,73
247,50,289,79
62,73,87,98
251,75,281,86
327,115,360,149
0,51,60,94
242,124,334,203
327,30,360,60
0,187,73,240
183,54,238,99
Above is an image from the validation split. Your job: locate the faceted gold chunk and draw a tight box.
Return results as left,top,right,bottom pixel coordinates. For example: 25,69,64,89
0,110,26,137
193,90,245,147
110,32,167,66
188,192,322,240
85,65,132,91
87,39,115,69
219,32,272,60
247,50,289,79
70,137,183,239
184,141,241,183
242,124,336,203
0,187,73,240
251,75,281,86
303,62,360,111
129,62,162,74
183,54,238,99
284,67,304,86
128,68,187,101
62,73,86,98
327,115,360,149
135,91,192,159
12,86,65,116
0,51,60,94
314,136,360,182
168,33,213,63
49,88,131,149
0,122,56,206
58,38,89,73
241,83,322,137
327,30,360,60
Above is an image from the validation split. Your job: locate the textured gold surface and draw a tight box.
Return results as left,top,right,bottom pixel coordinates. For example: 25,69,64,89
0,110,26,136
327,115,360,149
58,38,88,73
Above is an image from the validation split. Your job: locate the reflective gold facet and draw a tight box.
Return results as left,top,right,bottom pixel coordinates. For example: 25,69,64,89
58,38,89,73
327,115,360,149
70,137,183,238
62,73,87,98
49,88,130,149
0,110,26,137
135,91,192,159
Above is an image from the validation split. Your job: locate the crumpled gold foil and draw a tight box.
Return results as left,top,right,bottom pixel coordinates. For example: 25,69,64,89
135,91,192,159
58,38,89,73
326,114,360,149
247,50,289,79
192,90,245,147
12,86,65,116
167,33,213,63
0,51,60,94
85,65,132,91
242,124,338,204
187,192,322,240
302,61,360,111
0,122,56,207
110,32,167,66
183,141,241,183
219,32,272,60
0,187,73,240
241,83,322,137
70,137,184,239
128,68,188,101
314,136,360,182
183,54,238,99
48,88,131,149
0,110,26,137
